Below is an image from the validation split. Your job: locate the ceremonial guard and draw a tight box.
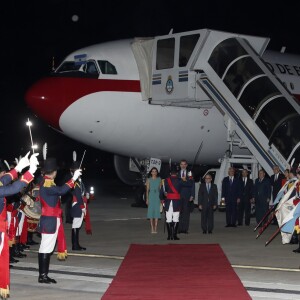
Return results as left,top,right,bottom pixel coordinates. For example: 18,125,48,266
70,153,91,251
0,152,39,299
37,157,81,284
291,169,300,253
160,165,192,240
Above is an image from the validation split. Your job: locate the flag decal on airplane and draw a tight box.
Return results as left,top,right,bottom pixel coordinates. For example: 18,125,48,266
74,54,87,66
179,70,188,82
152,74,162,85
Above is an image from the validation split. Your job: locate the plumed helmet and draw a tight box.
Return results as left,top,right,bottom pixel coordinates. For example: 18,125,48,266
170,164,178,174
42,157,58,174
70,161,80,170
0,160,9,172
290,167,297,176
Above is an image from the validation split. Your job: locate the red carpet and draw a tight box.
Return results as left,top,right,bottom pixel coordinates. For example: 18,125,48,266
102,244,250,300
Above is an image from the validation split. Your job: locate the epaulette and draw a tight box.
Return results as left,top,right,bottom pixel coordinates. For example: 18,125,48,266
75,182,80,188
43,178,56,188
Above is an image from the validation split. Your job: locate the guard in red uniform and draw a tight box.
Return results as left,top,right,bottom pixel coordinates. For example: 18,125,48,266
70,161,91,251
0,152,39,299
161,165,193,240
37,157,81,284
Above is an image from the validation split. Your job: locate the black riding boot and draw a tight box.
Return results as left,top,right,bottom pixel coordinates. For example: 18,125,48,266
38,253,57,284
27,232,39,245
9,246,19,263
166,223,172,240
13,243,27,258
293,235,300,253
72,228,82,250
173,222,180,240
76,228,86,250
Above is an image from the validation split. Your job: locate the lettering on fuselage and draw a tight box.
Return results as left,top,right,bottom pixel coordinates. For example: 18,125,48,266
265,62,300,76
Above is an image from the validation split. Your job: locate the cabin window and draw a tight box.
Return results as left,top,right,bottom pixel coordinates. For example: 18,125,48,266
179,34,200,67
97,60,117,74
156,38,175,70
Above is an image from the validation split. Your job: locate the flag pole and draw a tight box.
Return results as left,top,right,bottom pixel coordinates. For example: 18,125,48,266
254,205,274,232
265,225,283,246
256,211,276,238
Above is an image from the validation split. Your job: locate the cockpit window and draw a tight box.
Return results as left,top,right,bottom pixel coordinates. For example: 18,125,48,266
97,60,117,74
82,61,99,75
55,60,99,78
56,61,81,73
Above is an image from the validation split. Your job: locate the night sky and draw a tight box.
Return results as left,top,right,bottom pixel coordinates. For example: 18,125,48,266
1,0,300,169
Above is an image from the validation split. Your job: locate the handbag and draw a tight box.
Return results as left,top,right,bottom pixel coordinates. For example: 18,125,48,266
160,203,163,213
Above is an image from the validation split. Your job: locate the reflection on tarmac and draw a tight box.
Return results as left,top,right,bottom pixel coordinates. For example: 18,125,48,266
10,179,300,300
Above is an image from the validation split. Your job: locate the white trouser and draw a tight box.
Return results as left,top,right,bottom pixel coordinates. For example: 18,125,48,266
16,210,25,237
166,201,180,223
72,213,84,229
0,232,4,255
7,211,12,228
39,218,60,253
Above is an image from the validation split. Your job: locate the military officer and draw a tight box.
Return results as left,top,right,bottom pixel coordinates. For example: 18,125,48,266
161,165,193,240
0,152,39,299
70,161,89,251
37,157,81,284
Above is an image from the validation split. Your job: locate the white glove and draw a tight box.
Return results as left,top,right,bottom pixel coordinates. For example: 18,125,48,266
188,171,192,177
28,153,39,175
15,152,30,172
72,169,82,181
86,193,90,200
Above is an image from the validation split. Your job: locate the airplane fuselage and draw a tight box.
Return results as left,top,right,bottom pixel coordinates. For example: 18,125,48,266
26,33,300,168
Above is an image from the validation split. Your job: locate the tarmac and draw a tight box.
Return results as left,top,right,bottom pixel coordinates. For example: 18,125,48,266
9,177,300,300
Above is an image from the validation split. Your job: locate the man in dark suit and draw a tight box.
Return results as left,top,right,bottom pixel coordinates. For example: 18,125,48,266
198,174,218,233
253,169,271,226
178,160,195,234
270,165,285,203
270,165,285,225
221,167,240,227
237,169,253,226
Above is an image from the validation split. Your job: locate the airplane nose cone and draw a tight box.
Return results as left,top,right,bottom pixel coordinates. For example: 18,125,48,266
25,77,65,130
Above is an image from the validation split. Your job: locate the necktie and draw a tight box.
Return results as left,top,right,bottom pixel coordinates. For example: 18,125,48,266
182,171,185,178
243,178,246,186
275,174,278,181
207,184,210,193
230,177,233,185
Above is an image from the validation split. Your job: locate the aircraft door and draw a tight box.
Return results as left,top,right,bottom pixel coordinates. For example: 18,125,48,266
151,34,200,103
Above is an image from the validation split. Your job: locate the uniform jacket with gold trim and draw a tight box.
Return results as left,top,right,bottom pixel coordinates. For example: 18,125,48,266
38,177,74,234
70,181,85,218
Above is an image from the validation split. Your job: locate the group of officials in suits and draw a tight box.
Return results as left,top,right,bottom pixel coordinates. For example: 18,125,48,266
221,166,283,228
162,161,284,238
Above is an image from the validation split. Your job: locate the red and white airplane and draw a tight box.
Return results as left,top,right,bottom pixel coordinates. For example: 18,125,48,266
25,29,300,184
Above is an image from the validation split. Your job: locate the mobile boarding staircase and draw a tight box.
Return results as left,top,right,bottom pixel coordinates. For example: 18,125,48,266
149,29,300,175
